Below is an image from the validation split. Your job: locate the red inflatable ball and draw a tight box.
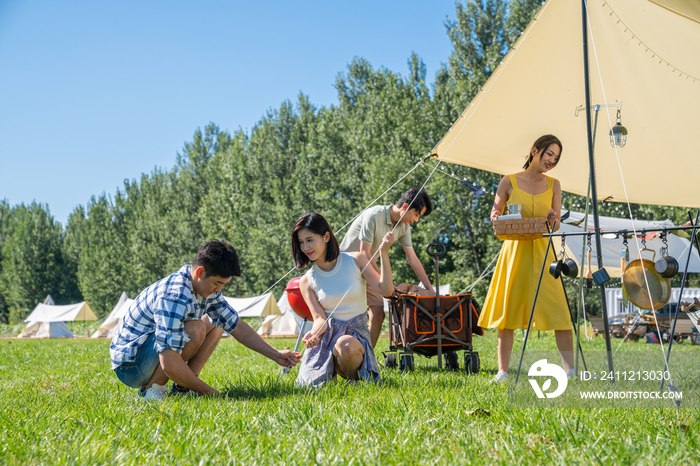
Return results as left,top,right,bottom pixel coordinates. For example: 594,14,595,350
285,277,313,320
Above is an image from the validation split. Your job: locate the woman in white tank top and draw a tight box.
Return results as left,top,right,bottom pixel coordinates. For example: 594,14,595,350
291,212,395,386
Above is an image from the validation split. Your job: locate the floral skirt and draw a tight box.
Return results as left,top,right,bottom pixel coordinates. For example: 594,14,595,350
295,312,380,387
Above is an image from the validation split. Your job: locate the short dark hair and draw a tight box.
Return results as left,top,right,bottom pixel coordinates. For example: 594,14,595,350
396,187,433,216
523,134,563,169
192,240,241,278
291,212,340,270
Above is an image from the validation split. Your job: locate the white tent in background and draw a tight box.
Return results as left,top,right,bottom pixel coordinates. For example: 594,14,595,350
92,292,135,339
552,212,700,278
19,299,97,339
24,301,97,323
19,321,75,339
225,292,282,318
257,292,313,338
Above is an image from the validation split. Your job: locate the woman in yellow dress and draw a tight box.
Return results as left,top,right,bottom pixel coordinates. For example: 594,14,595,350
479,134,574,383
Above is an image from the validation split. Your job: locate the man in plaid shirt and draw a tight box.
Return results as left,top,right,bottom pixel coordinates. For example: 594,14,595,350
110,240,301,400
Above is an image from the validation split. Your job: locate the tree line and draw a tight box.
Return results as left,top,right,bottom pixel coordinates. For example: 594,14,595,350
0,0,691,323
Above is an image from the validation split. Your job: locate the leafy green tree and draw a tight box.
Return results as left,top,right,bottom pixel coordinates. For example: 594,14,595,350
0,202,75,321
72,195,131,318
0,200,9,324
202,97,323,297
56,0,694,321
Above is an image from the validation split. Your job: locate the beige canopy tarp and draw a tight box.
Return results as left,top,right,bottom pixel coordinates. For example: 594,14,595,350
433,0,700,208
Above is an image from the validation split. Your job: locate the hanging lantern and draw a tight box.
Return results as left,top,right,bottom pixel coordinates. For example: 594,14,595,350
609,109,628,148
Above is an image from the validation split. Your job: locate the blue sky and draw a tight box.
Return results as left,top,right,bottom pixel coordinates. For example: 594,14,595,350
0,1,457,226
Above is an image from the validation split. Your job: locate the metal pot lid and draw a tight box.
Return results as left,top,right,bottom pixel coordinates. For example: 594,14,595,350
622,258,672,311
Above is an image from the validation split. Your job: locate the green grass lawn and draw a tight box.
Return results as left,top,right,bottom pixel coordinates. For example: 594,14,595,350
1,331,698,465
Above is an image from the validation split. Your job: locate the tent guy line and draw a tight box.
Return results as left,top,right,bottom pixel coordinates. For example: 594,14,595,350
307,2,551,362
280,0,699,394
278,145,453,382
234,157,429,317
423,0,696,405
456,250,500,296
584,0,683,396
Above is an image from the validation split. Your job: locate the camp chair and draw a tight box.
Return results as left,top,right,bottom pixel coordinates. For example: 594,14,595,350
586,314,605,337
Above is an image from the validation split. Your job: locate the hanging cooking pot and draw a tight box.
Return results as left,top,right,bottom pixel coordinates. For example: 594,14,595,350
549,259,563,279
654,232,679,279
622,248,672,311
555,236,577,278
655,255,679,278
561,258,579,278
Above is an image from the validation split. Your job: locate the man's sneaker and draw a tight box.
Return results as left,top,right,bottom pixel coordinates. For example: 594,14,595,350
491,371,509,383
170,383,188,395
170,383,198,397
138,383,168,401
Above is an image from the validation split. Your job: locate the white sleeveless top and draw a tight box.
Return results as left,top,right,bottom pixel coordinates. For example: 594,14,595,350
305,252,368,321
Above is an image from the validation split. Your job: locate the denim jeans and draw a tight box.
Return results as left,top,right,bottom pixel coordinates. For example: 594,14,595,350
114,333,161,388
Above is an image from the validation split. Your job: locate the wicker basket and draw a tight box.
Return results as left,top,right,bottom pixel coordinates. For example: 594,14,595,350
493,217,547,241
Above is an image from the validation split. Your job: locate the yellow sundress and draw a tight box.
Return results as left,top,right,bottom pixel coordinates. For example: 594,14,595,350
478,174,572,331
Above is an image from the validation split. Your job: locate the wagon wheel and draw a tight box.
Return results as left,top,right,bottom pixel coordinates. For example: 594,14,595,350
384,353,397,369
400,354,415,372
445,352,459,371
464,352,480,375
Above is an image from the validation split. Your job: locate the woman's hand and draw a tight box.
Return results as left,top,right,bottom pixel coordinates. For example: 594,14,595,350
380,231,395,251
272,349,302,367
303,330,320,349
546,209,558,224
491,175,512,223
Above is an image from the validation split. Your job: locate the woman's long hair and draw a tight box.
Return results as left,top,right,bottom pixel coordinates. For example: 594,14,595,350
523,134,563,169
291,212,340,269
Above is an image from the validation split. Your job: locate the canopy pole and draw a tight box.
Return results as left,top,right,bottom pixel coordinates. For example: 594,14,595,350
581,0,614,379
574,107,598,375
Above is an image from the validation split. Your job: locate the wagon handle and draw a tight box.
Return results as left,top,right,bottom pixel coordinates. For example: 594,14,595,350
426,242,446,257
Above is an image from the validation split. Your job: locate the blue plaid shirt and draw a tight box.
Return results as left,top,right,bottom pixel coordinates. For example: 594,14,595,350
109,265,239,369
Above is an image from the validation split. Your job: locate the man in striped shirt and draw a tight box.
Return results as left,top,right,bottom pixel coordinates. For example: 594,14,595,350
110,240,300,400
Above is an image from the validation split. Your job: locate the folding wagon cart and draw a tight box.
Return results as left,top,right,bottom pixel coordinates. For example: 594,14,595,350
383,243,483,373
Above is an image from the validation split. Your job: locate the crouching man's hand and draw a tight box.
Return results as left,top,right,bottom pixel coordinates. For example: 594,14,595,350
203,386,221,398
272,349,302,367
